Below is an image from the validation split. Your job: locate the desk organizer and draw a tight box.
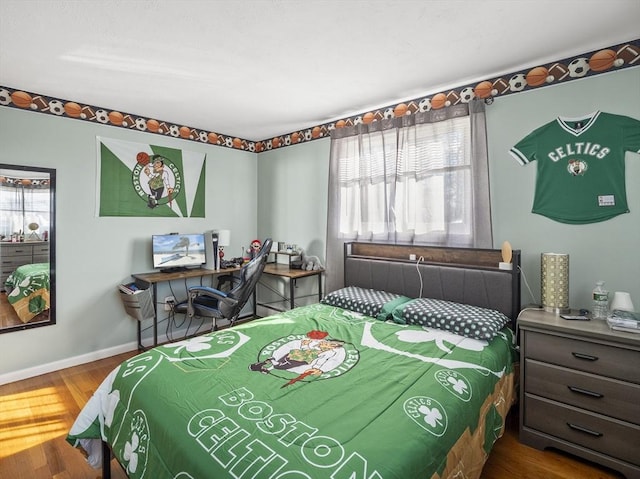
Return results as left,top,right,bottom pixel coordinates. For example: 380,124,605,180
119,287,155,322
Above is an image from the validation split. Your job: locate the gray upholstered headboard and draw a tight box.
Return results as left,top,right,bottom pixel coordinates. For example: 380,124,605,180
343,242,521,327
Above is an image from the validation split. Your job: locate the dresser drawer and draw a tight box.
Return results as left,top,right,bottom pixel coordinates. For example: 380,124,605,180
0,245,32,256
524,394,640,466
525,359,640,424
32,244,49,255
1,255,32,268
524,330,640,384
33,254,49,263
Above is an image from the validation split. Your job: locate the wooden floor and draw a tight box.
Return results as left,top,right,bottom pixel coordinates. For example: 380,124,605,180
0,352,625,479
0,290,49,328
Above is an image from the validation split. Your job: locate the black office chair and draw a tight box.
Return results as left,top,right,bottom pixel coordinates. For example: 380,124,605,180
174,238,272,330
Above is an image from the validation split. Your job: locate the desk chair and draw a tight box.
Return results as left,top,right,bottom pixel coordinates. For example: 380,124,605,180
174,238,272,330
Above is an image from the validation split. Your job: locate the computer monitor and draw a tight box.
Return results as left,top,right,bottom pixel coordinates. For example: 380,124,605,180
152,233,206,272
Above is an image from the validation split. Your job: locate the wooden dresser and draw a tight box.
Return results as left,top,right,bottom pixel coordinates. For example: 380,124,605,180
519,308,640,479
0,241,50,290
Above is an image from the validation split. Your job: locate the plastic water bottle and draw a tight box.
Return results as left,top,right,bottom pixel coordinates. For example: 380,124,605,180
592,281,609,320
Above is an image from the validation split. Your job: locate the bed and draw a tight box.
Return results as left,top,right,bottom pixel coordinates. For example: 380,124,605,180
4,262,50,323
67,243,521,479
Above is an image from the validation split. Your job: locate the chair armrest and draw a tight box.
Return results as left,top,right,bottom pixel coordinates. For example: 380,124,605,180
188,285,228,300
186,286,239,317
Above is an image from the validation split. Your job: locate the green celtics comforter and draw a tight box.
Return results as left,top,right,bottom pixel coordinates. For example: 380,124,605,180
4,262,50,323
67,303,517,479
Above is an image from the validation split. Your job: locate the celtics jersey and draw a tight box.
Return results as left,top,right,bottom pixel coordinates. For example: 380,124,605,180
510,111,640,224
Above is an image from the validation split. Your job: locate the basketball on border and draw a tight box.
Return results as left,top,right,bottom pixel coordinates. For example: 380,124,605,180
147,119,160,132
589,49,616,72
11,91,32,108
108,111,124,125
64,102,82,117
394,103,408,117
431,93,447,109
179,126,191,138
526,66,549,87
474,81,493,99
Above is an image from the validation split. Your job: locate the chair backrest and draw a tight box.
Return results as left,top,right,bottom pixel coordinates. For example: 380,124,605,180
219,238,272,321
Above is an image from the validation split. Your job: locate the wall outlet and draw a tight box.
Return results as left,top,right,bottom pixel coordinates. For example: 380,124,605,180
409,254,417,261
164,296,175,311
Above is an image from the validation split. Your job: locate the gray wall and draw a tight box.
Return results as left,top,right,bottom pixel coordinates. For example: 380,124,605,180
488,68,639,309
258,67,640,313
257,140,329,258
0,108,257,379
1,66,638,381
256,140,330,310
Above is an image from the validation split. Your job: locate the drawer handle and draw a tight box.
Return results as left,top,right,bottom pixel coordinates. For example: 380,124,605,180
567,386,603,398
566,422,603,437
571,352,598,361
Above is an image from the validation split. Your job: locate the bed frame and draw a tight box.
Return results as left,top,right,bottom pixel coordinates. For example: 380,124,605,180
100,243,521,478
344,242,521,328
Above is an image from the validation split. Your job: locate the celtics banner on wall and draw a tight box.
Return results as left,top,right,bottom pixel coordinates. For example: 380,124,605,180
97,137,206,217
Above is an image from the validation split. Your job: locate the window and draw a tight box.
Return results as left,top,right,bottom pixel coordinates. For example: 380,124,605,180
332,107,484,245
326,102,492,293
0,181,51,239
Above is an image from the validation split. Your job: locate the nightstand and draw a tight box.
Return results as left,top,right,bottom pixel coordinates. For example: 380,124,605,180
518,308,640,479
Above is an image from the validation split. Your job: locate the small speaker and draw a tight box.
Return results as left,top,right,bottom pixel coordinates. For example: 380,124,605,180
203,230,218,270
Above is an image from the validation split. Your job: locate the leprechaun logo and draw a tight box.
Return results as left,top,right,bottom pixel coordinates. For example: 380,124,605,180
133,152,182,208
249,330,359,387
567,158,588,176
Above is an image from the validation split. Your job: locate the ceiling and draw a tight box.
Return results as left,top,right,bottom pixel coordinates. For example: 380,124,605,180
1,0,639,141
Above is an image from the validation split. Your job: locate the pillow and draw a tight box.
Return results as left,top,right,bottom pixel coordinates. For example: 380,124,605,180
391,297,510,340
321,286,410,321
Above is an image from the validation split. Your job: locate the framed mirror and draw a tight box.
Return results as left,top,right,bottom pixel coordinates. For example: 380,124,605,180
0,164,55,333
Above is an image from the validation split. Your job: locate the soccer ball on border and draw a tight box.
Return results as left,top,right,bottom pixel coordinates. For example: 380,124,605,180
568,57,590,78
49,99,64,116
418,98,432,112
508,74,527,92
459,87,475,103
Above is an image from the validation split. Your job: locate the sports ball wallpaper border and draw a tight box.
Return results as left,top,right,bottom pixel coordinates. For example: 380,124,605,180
0,39,638,152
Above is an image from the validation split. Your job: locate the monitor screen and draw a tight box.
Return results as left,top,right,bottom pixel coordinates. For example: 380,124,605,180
152,233,206,271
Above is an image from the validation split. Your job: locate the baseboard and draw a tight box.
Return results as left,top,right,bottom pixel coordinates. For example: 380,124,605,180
0,341,139,386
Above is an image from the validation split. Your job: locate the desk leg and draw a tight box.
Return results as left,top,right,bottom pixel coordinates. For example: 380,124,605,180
317,273,322,302
102,441,111,479
290,279,295,310
253,288,257,317
134,280,155,351
152,283,158,348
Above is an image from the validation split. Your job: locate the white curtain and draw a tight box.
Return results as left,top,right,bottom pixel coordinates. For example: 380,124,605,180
0,184,51,238
325,101,492,293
